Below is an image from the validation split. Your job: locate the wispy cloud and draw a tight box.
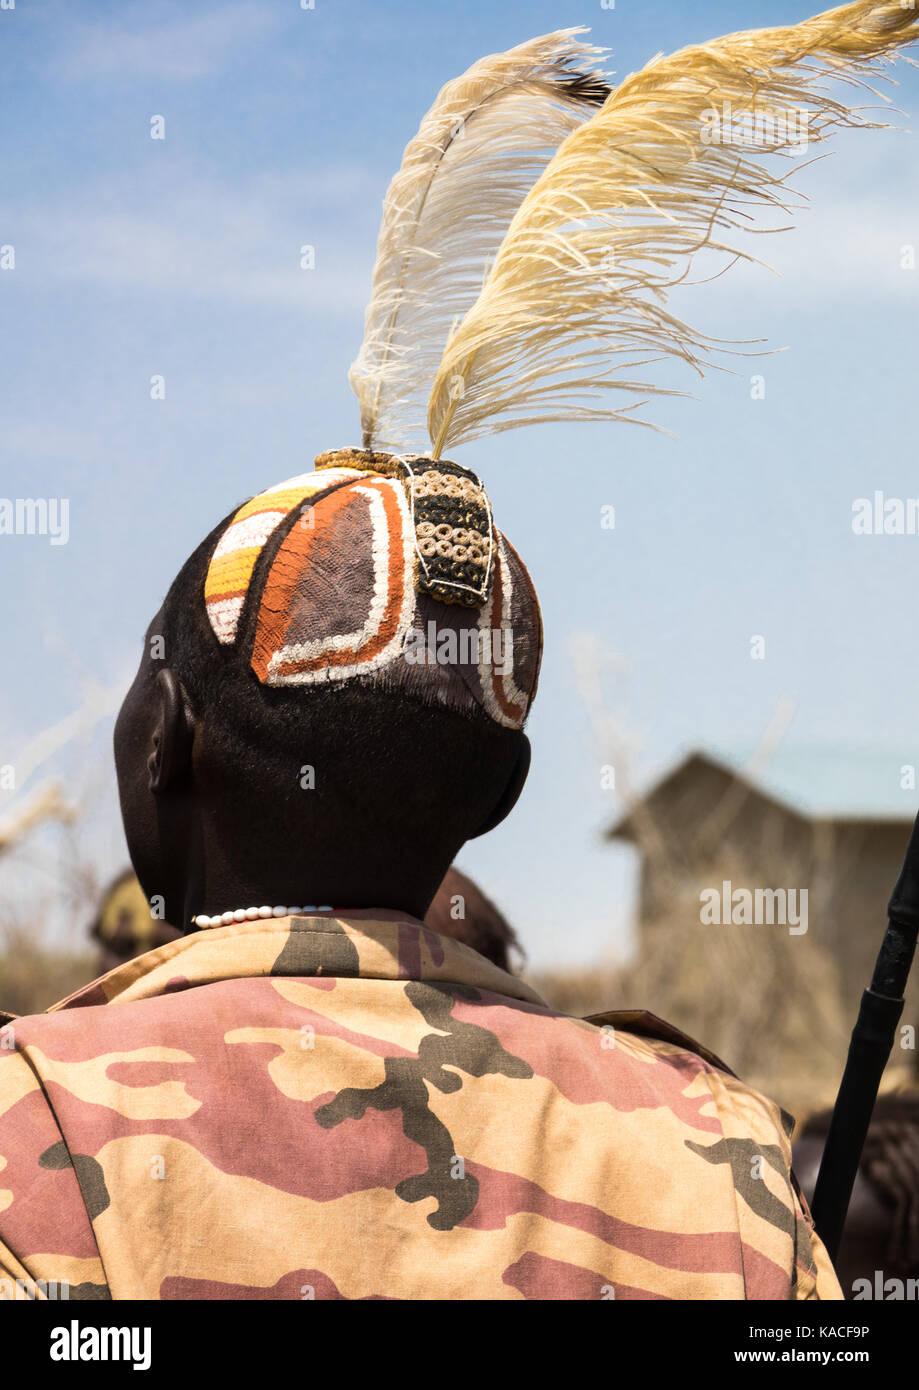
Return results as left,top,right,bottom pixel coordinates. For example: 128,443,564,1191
761,191,919,300
691,130,919,307
12,165,917,323
10,166,378,313
677,186,919,318
51,3,278,83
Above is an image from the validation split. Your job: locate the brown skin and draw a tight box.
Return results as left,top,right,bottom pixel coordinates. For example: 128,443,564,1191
114,610,531,934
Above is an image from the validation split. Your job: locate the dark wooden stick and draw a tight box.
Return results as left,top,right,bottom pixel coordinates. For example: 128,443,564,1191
811,812,919,1261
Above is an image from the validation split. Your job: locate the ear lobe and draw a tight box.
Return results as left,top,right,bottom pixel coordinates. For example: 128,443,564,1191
148,669,195,793
470,734,531,840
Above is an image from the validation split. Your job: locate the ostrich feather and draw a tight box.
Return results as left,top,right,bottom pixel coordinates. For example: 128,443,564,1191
427,0,919,455
348,29,610,453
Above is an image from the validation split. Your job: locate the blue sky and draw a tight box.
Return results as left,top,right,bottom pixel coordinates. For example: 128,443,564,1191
2,0,919,968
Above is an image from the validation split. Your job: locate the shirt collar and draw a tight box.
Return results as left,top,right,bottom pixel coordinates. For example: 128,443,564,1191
50,909,546,1011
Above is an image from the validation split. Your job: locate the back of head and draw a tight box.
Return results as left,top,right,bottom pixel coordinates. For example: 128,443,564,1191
116,452,541,927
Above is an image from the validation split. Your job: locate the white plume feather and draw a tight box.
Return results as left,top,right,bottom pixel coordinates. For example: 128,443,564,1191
348,29,610,453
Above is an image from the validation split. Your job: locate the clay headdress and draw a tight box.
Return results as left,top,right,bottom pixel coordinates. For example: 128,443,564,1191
202,6,918,724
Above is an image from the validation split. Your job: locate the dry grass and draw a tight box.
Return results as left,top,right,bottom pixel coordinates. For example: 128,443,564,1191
0,828,101,1017
0,923,97,1016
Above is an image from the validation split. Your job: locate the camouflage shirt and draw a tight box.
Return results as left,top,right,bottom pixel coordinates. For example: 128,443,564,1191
0,911,841,1300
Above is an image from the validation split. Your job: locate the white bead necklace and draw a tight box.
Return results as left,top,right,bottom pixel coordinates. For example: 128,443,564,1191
192,905,334,929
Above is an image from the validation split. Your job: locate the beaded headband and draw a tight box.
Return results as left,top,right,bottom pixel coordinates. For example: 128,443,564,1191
202,451,541,730
314,449,494,608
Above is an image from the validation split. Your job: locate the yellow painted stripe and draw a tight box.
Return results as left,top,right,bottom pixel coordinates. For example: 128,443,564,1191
204,469,364,634
204,546,265,602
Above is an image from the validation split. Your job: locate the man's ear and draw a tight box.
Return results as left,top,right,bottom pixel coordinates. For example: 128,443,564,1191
148,669,195,793
470,734,531,840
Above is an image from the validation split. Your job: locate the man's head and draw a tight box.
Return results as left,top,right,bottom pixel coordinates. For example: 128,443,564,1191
114,453,541,930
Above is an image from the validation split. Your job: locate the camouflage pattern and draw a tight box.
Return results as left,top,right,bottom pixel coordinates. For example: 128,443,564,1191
0,911,841,1299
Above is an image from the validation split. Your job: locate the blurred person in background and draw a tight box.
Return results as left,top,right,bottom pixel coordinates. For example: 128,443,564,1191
424,865,522,974
90,869,182,975
794,1090,919,1296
